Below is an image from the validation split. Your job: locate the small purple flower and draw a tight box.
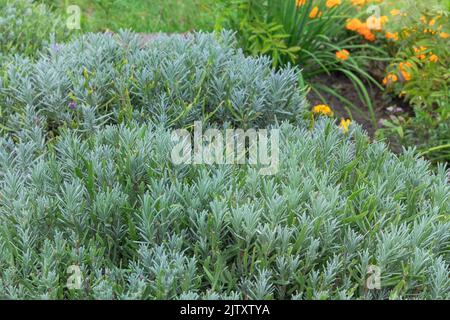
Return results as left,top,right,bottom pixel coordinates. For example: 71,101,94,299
50,43,61,53
68,101,77,110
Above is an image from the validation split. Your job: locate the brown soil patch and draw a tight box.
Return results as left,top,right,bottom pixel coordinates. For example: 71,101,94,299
307,72,411,141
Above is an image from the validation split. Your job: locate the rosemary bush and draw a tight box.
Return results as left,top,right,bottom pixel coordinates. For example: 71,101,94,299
0,30,305,134
0,114,448,299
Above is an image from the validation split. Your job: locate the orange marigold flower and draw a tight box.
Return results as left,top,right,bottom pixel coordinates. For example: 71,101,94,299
385,32,399,41
326,0,341,8
346,18,363,31
347,18,378,41
336,49,350,61
296,0,306,6
359,26,376,41
429,54,439,62
390,9,400,16
365,32,376,41
309,6,320,19
440,32,450,38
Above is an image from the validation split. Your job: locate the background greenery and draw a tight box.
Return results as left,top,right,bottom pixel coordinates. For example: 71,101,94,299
0,0,67,60
42,0,221,32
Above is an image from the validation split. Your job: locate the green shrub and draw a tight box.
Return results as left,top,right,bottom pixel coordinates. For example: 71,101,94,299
0,0,67,61
0,31,306,134
0,115,449,299
375,0,450,163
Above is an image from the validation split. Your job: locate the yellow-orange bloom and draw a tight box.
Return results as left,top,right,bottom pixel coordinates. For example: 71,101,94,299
339,119,351,134
385,32,399,41
347,17,378,41
390,9,400,16
414,46,427,53
382,74,398,86
400,70,411,81
440,32,450,39
359,25,376,41
326,0,341,8
399,61,413,71
309,6,320,19
346,18,363,31
336,49,350,61
296,0,306,7
429,54,439,62
366,16,388,31
312,104,334,116
414,46,428,59
351,0,366,5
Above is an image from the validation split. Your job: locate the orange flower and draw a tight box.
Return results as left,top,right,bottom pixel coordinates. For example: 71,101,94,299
424,28,437,35
347,17,379,41
390,9,400,16
364,32,376,41
359,25,376,41
346,18,363,31
440,32,450,39
414,46,428,60
336,49,350,61
400,70,411,81
414,46,427,53
399,61,413,71
309,6,320,19
296,0,306,6
326,0,341,8
398,61,413,81
385,32,399,41
382,74,398,86
351,0,366,5
429,54,439,63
